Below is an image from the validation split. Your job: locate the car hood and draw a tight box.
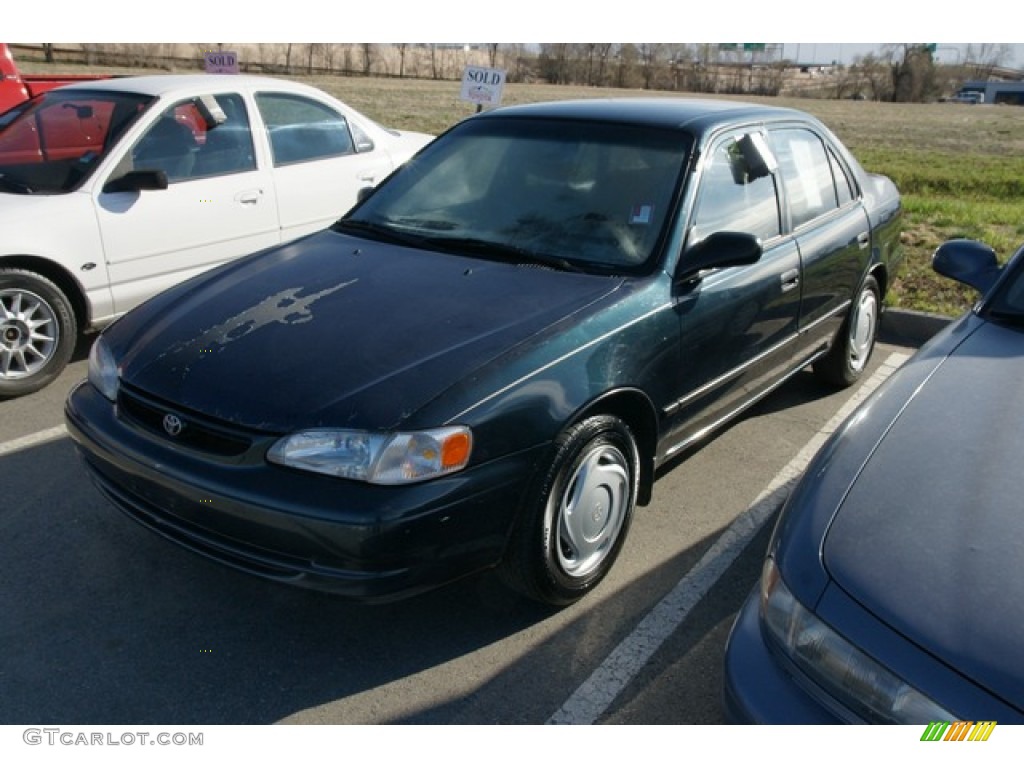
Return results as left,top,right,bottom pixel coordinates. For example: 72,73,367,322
823,318,1024,708
113,229,620,431
0,190,77,213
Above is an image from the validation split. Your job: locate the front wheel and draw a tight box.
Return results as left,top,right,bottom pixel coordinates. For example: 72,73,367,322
500,415,639,607
813,274,880,388
0,269,78,398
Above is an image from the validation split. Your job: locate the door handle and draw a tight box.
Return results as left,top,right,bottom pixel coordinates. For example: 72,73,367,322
857,232,870,249
780,268,800,292
235,189,263,205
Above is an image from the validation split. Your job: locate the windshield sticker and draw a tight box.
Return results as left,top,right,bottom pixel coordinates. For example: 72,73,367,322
630,204,653,225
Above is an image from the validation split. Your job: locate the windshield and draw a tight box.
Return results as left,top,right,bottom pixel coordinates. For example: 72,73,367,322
988,245,1024,321
341,116,690,273
0,89,154,194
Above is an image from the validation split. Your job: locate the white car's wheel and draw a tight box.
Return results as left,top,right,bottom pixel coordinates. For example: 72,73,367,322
0,269,77,398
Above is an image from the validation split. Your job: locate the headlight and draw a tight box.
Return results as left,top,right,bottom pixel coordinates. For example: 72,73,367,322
759,557,958,724
87,337,120,402
267,426,472,485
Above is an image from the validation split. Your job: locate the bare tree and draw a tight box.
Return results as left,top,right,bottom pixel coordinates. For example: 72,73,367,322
322,44,338,73
636,43,664,90
306,44,323,75
592,43,615,86
849,53,892,100
503,43,533,83
750,60,787,96
360,43,375,76
396,43,408,78
831,63,860,99
577,44,600,86
681,44,719,93
429,44,440,80
662,44,694,91
614,44,639,89
538,44,571,84
884,44,939,102
963,43,1013,80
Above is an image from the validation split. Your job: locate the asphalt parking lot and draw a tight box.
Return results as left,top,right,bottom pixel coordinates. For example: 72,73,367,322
0,313,939,725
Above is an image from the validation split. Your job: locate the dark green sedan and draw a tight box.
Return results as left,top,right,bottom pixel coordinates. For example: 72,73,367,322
65,98,903,606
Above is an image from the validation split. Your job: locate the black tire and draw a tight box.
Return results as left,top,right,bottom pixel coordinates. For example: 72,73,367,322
0,269,77,398
813,274,880,388
500,415,639,607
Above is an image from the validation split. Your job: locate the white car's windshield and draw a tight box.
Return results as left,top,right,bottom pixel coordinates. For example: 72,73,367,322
342,117,691,273
0,89,153,194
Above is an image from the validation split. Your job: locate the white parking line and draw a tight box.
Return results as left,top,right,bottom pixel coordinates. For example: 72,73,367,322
547,352,911,725
0,425,69,458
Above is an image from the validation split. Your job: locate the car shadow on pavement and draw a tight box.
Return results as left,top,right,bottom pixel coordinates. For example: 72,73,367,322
1,432,770,725
1,440,551,725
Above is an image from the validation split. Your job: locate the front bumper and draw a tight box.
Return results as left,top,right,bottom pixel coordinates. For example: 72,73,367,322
65,381,541,602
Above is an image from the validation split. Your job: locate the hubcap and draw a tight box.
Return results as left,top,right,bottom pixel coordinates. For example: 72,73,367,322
556,444,630,578
848,288,878,373
0,288,59,380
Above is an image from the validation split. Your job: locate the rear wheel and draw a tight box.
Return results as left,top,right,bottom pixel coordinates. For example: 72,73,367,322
500,415,638,606
0,269,77,398
813,274,880,387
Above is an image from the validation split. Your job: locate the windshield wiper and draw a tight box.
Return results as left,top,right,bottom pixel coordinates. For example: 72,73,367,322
987,308,1024,326
0,175,33,194
332,218,430,249
423,236,585,272
387,216,459,232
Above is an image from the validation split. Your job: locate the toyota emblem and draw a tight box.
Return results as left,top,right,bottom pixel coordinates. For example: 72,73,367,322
162,413,184,437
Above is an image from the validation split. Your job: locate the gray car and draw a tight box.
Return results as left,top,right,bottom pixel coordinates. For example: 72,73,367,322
723,237,1024,724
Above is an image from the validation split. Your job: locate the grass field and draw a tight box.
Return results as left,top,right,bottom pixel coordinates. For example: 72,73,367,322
302,75,1024,319
21,61,1024,317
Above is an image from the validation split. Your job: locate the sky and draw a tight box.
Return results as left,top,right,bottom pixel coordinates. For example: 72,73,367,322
6,2,1020,68
777,43,1018,66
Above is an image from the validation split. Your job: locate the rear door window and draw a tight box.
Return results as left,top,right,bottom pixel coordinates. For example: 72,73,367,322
256,93,355,166
771,128,840,229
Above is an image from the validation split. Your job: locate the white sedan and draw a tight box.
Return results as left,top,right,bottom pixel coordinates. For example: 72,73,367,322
0,74,433,396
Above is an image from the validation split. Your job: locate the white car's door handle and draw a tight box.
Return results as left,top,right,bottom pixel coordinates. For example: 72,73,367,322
235,189,263,205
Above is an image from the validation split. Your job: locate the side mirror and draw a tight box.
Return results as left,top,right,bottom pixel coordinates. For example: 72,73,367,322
733,133,777,183
356,185,375,204
932,239,1002,294
676,231,762,284
103,169,169,194
63,103,94,119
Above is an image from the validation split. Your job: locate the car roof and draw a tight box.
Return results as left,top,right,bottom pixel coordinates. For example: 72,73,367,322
54,73,325,100
478,97,811,134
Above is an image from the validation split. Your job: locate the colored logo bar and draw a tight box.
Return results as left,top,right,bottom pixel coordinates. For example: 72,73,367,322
921,721,997,742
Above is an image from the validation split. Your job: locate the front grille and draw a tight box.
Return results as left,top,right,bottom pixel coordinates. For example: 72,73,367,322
118,384,253,457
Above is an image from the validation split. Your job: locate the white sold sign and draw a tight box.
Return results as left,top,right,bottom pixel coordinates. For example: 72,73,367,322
460,66,506,106
204,51,239,74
